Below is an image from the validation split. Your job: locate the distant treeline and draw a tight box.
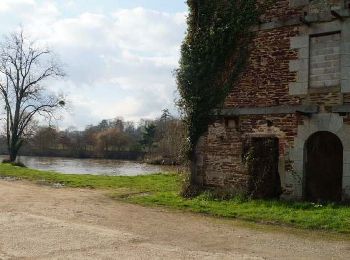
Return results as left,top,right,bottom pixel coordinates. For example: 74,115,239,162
0,110,186,165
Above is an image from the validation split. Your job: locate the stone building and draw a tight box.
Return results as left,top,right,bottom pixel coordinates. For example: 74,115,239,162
194,0,350,201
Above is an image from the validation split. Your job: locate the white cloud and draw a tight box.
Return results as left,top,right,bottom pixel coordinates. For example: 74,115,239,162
111,8,184,54
0,0,35,12
0,1,187,129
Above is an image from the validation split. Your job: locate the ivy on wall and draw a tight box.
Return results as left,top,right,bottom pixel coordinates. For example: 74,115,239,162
176,0,262,168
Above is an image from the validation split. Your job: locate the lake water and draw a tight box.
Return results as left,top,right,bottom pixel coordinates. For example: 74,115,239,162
0,155,177,176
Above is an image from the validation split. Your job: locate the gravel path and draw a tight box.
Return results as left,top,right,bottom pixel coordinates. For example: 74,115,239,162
0,180,349,259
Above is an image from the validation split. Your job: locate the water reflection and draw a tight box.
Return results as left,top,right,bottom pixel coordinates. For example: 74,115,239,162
0,156,176,176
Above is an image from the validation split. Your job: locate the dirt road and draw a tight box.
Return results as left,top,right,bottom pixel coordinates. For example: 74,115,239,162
0,180,349,259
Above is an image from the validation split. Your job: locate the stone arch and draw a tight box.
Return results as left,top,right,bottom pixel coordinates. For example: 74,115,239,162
288,113,350,200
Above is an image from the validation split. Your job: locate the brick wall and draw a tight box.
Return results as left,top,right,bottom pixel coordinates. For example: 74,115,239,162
195,0,350,199
224,26,301,108
344,93,350,103
258,0,302,23
196,0,305,191
306,90,343,106
200,113,301,189
203,120,248,189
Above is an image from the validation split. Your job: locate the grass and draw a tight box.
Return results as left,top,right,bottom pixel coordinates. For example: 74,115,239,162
0,163,177,192
1,163,350,233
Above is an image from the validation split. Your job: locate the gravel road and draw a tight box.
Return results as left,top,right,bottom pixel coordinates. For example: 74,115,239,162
0,180,349,259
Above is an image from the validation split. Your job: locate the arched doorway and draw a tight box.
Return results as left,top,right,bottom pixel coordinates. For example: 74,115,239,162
304,131,343,202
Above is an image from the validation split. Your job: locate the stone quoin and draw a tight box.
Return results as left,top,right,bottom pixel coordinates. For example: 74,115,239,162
194,0,350,201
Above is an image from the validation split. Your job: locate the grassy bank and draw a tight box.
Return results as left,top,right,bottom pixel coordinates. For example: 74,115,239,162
1,163,350,233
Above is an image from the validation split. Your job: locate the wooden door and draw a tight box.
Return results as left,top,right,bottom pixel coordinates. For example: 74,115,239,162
305,131,343,202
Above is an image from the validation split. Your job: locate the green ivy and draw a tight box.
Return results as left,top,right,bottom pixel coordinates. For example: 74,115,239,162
176,0,262,164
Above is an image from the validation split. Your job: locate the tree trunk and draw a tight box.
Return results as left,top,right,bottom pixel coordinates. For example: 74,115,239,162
9,148,18,162
8,136,22,162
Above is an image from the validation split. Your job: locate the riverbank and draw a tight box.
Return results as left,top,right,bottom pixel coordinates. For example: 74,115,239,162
0,149,145,161
1,163,350,233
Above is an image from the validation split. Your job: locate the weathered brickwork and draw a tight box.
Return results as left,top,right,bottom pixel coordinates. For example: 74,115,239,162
225,26,301,108
344,93,350,103
258,0,302,23
195,0,350,201
305,88,343,106
199,114,301,191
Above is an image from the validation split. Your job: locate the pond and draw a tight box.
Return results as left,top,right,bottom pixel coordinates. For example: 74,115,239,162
0,155,177,176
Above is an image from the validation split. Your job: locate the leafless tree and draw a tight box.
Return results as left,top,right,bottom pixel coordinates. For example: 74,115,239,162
0,30,65,162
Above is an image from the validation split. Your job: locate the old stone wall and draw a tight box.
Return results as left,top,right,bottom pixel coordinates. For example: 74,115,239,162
304,87,343,106
344,93,350,103
200,113,301,192
225,26,301,108
309,33,341,88
196,0,350,200
258,0,302,23
198,0,304,192
202,120,248,190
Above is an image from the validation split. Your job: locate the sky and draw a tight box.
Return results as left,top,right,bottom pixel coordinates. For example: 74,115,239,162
0,0,187,130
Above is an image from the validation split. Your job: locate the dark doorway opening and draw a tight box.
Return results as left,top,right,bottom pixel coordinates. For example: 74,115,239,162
245,137,281,199
305,131,343,202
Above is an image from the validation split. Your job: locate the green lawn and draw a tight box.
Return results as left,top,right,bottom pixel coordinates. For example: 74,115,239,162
1,163,350,233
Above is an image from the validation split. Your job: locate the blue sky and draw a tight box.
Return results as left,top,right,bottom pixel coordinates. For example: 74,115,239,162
0,0,187,129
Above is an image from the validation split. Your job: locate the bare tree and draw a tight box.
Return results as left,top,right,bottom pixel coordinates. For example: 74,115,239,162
0,30,65,162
